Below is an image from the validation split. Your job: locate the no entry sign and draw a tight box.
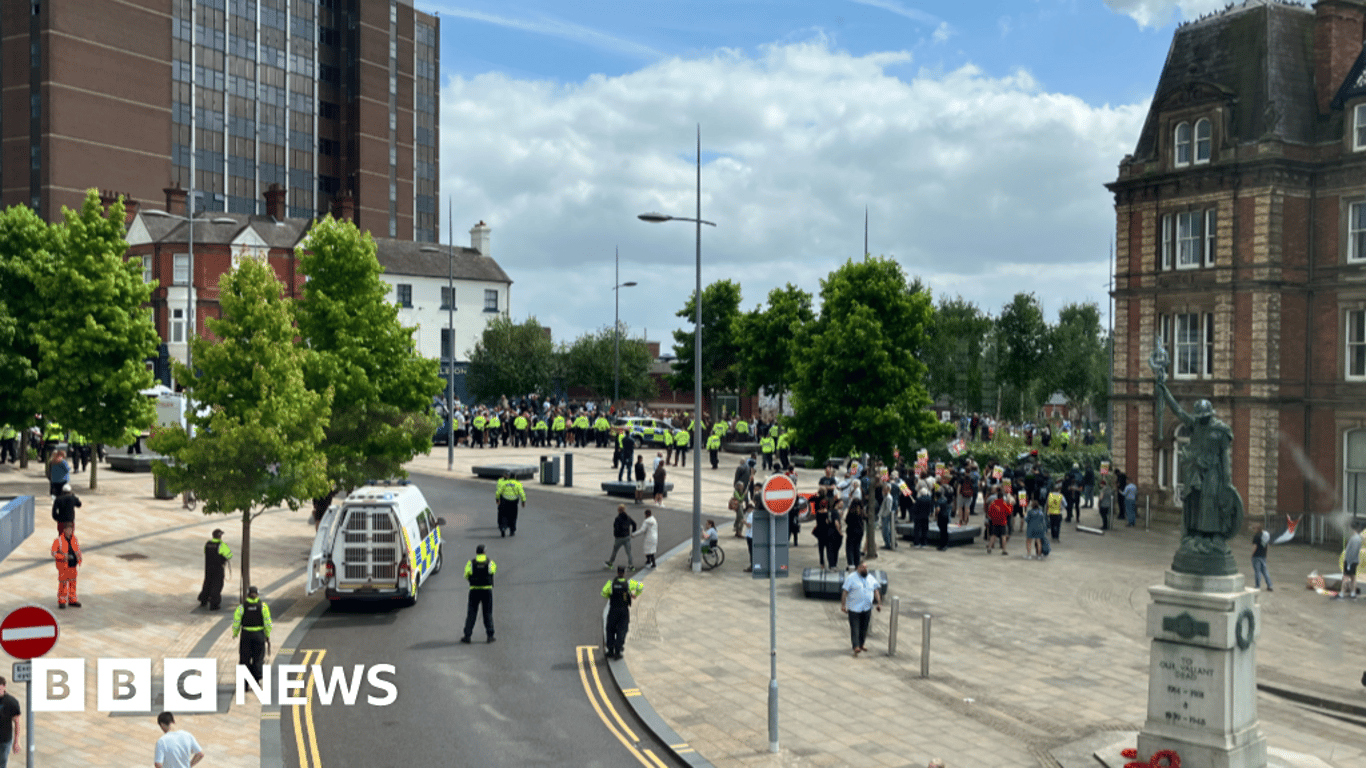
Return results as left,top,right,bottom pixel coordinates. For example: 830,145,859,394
762,474,797,515
1,605,59,660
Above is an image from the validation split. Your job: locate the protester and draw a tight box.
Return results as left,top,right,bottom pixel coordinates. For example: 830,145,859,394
844,499,866,570
153,712,204,768
605,505,637,571
840,561,882,657
634,509,659,569
1250,523,1272,591
985,489,1011,555
1338,523,1361,599
1024,498,1047,559
51,483,80,535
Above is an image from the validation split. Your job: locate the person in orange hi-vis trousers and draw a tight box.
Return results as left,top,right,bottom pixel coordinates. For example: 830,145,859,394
51,522,81,609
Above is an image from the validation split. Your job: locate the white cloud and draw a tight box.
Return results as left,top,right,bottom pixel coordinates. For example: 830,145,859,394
438,41,1146,354
932,22,952,44
427,3,662,59
1103,0,1229,29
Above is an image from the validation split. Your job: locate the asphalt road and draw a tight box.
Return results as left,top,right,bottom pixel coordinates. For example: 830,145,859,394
283,469,692,768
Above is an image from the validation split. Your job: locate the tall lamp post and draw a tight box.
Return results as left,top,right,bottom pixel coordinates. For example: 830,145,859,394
143,209,236,382
422,225,456,473
613,246,637,406
638,125,716,574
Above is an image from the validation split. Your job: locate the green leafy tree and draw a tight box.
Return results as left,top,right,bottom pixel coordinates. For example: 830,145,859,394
32,192,158,489
294,217,443,518
995,292,1049,420
669,279,743,410
1045,302,1106,414
0,204,58,465
465,315,554,403
735,283,814,414
922,296,993,413
150,258,332,598
789,256,950,463
563,323,656,402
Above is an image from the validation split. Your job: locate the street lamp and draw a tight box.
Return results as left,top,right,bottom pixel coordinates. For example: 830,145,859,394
143,209,237,379
422,234,456,473
613,246,637,407
638,125,716,575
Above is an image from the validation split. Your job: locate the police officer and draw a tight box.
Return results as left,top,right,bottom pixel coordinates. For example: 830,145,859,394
552,411,567,447
662,427,674,466
472,410,487,448
495,470,527,537
776,428,791,471
760,432,776,471
602,565,643,660
594,413,610,448
514,411,529,448
0,423,17,464
532,415,549,447
618,432,635,482
674,426,689,467
487,411,501,448
198,529,233,610
706,432,721,469
573,412,590,447
232,586,272,684
461,544,496,644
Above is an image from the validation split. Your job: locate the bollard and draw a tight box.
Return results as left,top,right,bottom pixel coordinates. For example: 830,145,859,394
887,596,900,656
920,613,932,678
1145,495,1150,530
564,452,573,487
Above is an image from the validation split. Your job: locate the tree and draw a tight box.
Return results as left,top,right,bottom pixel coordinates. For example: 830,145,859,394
293,217,444,518
735,283,815,414
922,296,993,413
465,315,554,403
150,258,332,599
995,293,1049,420
562,324,656,402
669,280,743,409
789,256,950,463
1045,302,1106,415
32,192,159,489
0,204,57,464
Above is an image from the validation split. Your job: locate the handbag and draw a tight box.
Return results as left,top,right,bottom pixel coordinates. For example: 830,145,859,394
728,496,740,511
64,536,77,567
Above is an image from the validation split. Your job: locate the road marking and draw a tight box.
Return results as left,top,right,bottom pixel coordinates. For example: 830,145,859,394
642,748,669,768
1,626,56,641
288,648,325,768
260,711,280,720
585,646,639,742
574,645,654,767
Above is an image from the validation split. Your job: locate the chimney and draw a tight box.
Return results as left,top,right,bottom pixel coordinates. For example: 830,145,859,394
124,197,140,225
470,220,491,257
163,186,187,217
264,183,287,220
330,191,356,223
1315,0,1366,114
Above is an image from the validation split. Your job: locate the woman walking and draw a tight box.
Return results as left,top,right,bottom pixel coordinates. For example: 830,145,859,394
634,509,659,568
48,449,70,498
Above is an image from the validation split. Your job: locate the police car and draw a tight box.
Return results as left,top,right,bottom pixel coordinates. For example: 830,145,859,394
307,482,444,606
613,417,678,448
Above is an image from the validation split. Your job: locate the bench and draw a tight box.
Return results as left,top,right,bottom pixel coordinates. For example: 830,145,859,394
895,521,980,547
601,481,673,499
471,464,537,481
108,455,158,473
802,567,888,599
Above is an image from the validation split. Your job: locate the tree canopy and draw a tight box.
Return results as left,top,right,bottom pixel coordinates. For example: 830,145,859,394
0,203,51,434
561,324,656,402
735,283,814,413
668,279,742,399
922,296,993,413
465,315,555,404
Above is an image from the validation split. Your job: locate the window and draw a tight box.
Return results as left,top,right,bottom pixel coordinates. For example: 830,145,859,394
484,290,498,312
1174,121,1192,166
440,328,454,360
396,284,412,307
1347,430,1366,523
1356,105,1366,151
142,256,153,284
1194,118,1211,164
171,308,185,343
1204,312,1214,377
1349,310,1366,379
1164,312,1214,379
1351,202,1366,262
173,254,190,285
1175,313,1201,377
440,286,454,310
1161,210,1215,270
29,94,38,119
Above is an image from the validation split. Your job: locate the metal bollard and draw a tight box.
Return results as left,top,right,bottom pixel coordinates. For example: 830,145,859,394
887,596,900,656
1145,495,1150,530
920,613,932,678
564,452,573,487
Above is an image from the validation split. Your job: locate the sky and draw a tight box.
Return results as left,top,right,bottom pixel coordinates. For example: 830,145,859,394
421,0,1231,356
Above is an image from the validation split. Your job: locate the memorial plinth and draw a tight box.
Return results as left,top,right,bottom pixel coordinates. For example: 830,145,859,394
1138,570,1267,768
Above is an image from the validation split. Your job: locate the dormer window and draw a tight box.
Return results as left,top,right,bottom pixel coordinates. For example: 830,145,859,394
1355,104,1366,151
1194,118,1211,163
1174,121,1192,166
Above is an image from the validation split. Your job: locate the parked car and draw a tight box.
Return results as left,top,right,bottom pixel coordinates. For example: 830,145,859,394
613,416,675,447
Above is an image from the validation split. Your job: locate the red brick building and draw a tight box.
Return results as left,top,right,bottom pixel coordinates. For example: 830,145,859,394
1108,0,1366,526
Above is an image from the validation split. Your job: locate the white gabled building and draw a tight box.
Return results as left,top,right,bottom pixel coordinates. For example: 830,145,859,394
373,221,512,399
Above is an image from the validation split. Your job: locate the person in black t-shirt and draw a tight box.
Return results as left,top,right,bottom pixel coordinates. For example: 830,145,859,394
0,676,20,766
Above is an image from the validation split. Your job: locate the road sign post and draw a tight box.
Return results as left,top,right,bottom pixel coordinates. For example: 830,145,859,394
3,605,59,768
760,474,797,755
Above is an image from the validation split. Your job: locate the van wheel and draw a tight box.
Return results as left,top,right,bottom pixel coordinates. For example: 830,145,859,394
432,548,443,575
404,578,419,607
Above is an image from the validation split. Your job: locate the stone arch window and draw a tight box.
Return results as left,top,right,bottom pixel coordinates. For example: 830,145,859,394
1194,118,1211,164
1346,429,1366,522
1174,121,1192,167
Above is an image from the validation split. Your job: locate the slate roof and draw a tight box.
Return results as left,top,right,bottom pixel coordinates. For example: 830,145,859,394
1130,0,1321,161
139,211,313,249
372,238,512,285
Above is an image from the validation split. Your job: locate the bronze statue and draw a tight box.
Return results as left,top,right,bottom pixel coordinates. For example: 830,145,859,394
1149,340,1244,576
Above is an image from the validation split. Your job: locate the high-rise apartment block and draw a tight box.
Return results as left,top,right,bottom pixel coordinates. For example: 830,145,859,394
2,0,438,241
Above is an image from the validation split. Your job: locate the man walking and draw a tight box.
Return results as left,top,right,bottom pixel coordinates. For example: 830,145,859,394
231,586,272,684
495,470,527,537
51,483,80,535
1123,476,1138,527
51,521,81,609
602,565,643,660
153,712,204,768
840,561,882,656
1250,523,1272,591
1338,523,1362,599
461,544,497,643
0,677,20,768
198,529,233,610
605,505,637,570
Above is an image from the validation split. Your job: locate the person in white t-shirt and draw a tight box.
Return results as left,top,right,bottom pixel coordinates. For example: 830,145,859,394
154,712,204,768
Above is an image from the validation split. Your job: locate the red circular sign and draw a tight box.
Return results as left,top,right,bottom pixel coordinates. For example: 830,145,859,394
762,474,797,515
1,605,59,660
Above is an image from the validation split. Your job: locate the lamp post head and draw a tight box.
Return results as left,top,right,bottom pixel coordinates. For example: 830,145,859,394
620,281,638,288
637,212,671,223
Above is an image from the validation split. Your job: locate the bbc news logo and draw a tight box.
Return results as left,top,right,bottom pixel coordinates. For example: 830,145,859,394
26,659,398,711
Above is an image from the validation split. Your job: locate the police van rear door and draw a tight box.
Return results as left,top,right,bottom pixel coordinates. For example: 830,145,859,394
306,504,341,595
336,504,402,588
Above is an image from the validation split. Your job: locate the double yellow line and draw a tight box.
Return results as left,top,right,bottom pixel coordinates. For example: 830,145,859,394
574,645,669,767
289,648,325,768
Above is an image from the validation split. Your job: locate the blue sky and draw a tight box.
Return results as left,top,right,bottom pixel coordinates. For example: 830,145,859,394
420,0,1223,356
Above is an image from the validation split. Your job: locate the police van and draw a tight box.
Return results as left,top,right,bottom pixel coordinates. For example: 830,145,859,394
307,482,446,606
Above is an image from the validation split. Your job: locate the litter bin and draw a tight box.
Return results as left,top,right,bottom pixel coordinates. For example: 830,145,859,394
540,456,560,485
154,474,175,500
564,453,573,488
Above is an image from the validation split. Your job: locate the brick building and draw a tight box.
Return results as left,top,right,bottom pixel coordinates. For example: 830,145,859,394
1108,0,1366,524
2,0,438,240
